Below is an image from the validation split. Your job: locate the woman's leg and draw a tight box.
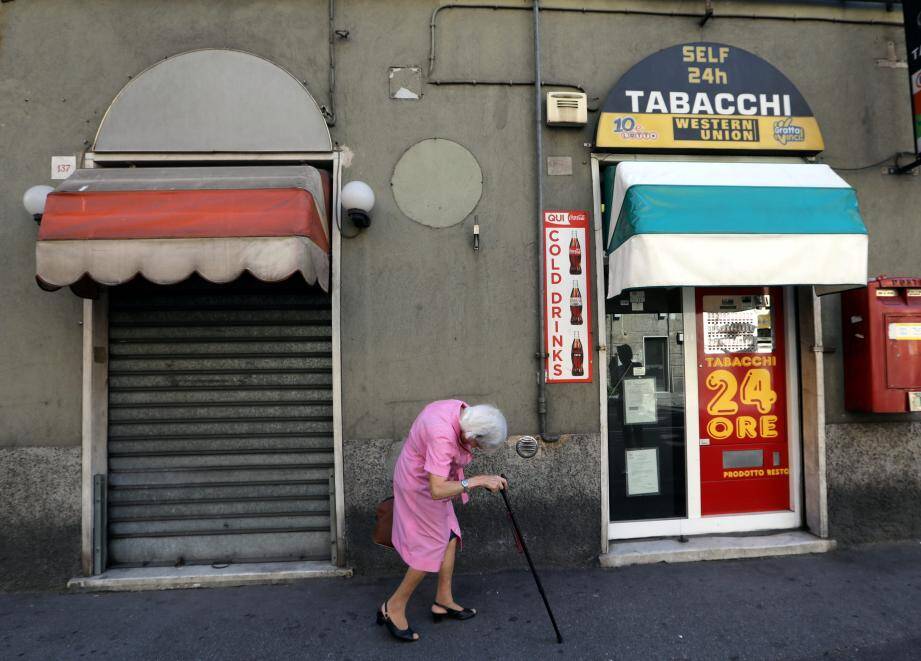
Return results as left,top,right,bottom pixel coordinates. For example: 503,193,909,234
433,536,462,611
385,567,426,634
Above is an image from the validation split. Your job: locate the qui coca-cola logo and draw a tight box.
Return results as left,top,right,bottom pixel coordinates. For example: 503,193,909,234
545,210,588,225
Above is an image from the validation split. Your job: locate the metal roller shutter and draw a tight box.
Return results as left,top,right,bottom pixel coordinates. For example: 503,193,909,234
106,277,334,567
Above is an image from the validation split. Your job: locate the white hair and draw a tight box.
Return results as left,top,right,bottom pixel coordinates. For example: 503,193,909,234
460,404,508,451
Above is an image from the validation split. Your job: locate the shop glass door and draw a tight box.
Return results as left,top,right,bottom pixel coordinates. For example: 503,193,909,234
605,287,801,539
606,288,686,521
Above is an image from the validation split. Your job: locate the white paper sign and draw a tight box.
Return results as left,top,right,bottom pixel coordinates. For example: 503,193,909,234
909,392,921,412
626,447,660,496
889,323,921,341
51,156,76,180
623,377,657,425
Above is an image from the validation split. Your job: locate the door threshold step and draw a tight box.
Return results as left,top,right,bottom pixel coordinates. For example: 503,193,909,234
600,531,835,568
68,561,352,592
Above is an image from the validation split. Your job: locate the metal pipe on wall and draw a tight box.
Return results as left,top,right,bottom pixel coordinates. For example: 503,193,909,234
428,2,902,77
533,0,551,439
428,79,586,94
326,0,337,126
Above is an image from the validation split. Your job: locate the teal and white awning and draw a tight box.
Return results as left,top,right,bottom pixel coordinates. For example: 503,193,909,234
604,162,868,297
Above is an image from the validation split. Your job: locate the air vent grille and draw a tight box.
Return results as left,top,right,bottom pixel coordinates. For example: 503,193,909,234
516,435,540,459
546,92,588,126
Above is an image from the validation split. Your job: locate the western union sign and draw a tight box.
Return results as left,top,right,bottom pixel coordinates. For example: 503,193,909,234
595,43,824,154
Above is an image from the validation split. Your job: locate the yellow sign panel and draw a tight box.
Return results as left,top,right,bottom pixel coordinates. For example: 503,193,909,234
596,113,824,152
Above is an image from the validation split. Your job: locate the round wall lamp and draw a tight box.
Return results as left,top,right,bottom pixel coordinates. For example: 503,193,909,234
23,185,54,223
340,180,375,229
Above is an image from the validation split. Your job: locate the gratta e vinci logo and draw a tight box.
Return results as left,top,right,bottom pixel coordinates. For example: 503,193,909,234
772,117,805,145
595,42,824,154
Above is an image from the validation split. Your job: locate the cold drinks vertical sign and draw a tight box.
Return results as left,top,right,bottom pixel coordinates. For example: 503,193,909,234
544,210,593,383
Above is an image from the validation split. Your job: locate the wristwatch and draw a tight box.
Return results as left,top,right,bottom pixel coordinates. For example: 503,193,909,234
461,478,470,494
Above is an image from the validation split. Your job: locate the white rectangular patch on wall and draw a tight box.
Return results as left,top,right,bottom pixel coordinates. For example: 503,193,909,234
389,67,423,100
547,156,573,176
51,155,76,180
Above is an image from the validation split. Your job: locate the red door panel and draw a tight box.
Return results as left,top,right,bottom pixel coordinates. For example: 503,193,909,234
696,287,791,516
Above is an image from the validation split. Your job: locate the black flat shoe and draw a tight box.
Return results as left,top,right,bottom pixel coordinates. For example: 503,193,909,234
431,601,477,622
376,601,420,642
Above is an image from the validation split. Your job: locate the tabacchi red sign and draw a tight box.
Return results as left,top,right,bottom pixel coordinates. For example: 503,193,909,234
544,210,593,383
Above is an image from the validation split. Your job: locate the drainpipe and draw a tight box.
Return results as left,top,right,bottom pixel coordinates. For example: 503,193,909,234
326,0,337,126
533,0,552,440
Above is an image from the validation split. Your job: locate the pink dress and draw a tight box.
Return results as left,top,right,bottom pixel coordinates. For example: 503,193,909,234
391,399,472,573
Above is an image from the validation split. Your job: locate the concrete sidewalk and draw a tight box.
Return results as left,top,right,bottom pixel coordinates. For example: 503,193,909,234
2,541,920,660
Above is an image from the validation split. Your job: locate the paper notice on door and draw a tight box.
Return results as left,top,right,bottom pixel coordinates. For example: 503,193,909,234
626,447,660,496
623,377,657,425
889,323,921,341
909,392,921,412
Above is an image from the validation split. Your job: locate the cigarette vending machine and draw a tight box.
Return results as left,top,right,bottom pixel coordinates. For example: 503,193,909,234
842,277,921,413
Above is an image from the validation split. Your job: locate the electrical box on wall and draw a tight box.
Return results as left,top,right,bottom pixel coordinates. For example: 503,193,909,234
842,276,921,413
546,92,587,126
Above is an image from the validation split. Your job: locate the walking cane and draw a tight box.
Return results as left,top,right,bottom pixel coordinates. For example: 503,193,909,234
499,474,563,644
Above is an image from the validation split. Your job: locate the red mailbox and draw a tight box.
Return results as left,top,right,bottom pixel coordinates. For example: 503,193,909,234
842,276,921,413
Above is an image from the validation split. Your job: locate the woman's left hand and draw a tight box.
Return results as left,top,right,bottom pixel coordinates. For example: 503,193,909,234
473,475,508,493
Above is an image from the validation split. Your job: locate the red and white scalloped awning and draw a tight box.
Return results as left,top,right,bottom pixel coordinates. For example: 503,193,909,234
36,166,331,294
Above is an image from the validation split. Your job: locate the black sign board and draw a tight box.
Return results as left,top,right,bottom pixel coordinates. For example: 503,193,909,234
594,43,823,154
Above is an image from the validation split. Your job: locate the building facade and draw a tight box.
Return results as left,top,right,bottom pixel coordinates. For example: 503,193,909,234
2,0,920,591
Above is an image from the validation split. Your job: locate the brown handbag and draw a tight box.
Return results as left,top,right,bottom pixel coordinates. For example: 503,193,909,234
372,496,395,549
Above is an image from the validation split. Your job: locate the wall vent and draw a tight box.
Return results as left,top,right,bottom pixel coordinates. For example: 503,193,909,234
546,92,587,126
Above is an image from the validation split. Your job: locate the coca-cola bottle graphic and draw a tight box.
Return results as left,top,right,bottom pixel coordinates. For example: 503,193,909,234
570,281,583,325
569,231,582,275
571,331,585,377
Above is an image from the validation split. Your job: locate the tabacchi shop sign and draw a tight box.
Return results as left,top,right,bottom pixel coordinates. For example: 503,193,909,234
544,211,593,383
595,42,824,154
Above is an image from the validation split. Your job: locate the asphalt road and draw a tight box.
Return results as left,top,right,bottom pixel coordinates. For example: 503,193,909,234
2,541,920,660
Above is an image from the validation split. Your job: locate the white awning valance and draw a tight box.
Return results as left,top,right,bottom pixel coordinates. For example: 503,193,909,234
604,162,869,297
36,166,331,295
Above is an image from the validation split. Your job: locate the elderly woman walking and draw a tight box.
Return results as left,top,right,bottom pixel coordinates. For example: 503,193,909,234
376,399,509,642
